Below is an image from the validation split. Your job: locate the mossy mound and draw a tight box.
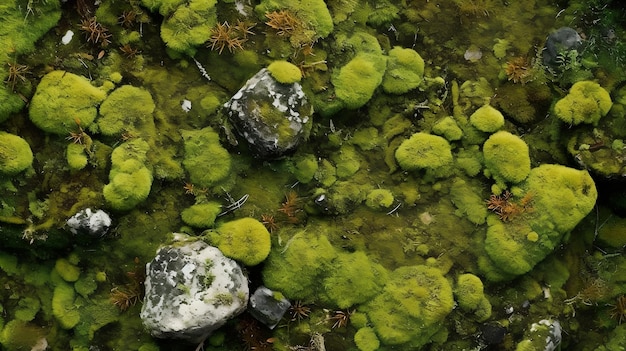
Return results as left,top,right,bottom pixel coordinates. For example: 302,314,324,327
97,85,156,136
362,265,454,347
0,132,33,175
483,131,531,186
180,127,231,189
553,81,612,126
29,71,107,135
206,217,271,266
267,60,302,84
332,52,387,110
103,139,153,211
469,104,505,133
181,202,222,228
395,132,453,177
382,46,425,94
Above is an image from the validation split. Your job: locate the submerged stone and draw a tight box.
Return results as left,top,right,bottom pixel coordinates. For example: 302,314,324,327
223,68,313,159
140,239,249,343
248,286,291,329
66,208,112,238
542,27,582,67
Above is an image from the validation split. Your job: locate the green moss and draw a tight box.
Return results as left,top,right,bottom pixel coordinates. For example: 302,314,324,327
181,202,222,228
66,143,88,171
103,139,153,211
29,71,107,135
365,189,395,210
314,159,337,187
449,178,488,225
262,230,337,301
181,128,231,189
455,146,483,177
354,327,381,351
382,46,425,94
267,61,302,84
52,283,81,329
432,117,463,141
14,297,40,322
207,217,271,266
332,144,362,179
74,273,99,298
97,85,155,136
351,127,382,151
553,81,612,125
327,181,367,214
454,274,491,321
159,0,218,55
0,252,18,275
395,132,453,177
322,251,388,308
0,320,45,351
287,153,318,184
483,131,531,185
332,52,387,109
255,0,333,45
0,132,33,175
469,104,505,133
55,258,81,282
363,265,454,347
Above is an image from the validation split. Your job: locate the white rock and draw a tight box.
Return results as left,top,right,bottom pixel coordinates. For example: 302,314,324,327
61,30,74,45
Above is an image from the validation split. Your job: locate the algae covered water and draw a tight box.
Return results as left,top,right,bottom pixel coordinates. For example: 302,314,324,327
0,0,625,350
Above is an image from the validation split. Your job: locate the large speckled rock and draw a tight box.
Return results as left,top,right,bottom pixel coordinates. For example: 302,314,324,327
140,237,249,343
223,68,313,159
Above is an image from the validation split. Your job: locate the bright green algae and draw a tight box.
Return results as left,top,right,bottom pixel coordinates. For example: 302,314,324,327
0,0,625,350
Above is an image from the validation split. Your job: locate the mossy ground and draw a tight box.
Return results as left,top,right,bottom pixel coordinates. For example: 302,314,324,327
0,0,625,350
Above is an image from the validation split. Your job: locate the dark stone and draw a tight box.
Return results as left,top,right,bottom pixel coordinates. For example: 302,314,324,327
542,27,583,67
479,322,506,346
223,68,313,159
248,286,291,329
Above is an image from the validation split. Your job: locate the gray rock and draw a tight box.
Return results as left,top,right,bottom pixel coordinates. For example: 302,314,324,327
517,319,562,351
543,27,583,67
66,208,111,238
224,68,313,159
140,238,249,343
248,286,291,329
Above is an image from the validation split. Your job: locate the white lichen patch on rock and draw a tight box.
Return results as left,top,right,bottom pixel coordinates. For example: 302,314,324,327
140,238,248,343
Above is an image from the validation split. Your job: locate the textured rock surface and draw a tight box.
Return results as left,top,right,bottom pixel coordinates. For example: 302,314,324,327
140,238,249,343
223,68,313,159
66,208,112,238
248,286,291,329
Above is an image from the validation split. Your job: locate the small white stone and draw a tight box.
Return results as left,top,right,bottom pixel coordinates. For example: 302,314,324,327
181,99,192,112
61,30,74,45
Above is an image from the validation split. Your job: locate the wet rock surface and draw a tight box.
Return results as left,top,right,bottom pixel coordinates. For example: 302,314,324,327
223,68,313,159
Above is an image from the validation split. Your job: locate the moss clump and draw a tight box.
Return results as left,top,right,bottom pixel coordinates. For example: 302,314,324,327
267,61,302,84
454,273,492,322
432,117,463,141
469,104,505,133
156,0,218,55
365,189,394,210
0,132,33,175
181,128,231,189
553,81,612,125
262,228,386,307
0,320,46,351
395,132,453,177
29,71,107,135
66,143,88,171
332,144,362,179
52,283,81,329
332,53,387,109
449,178,488,225
207,217,271,266
483,131,530,186
55,258,81,282
181,202,222,228
362,265,454,347
481,165,597,281
103,139,153,211
97,85,155,136
354,327,381,351
14,297,41,322
382,46,425,94
287,153,318,184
